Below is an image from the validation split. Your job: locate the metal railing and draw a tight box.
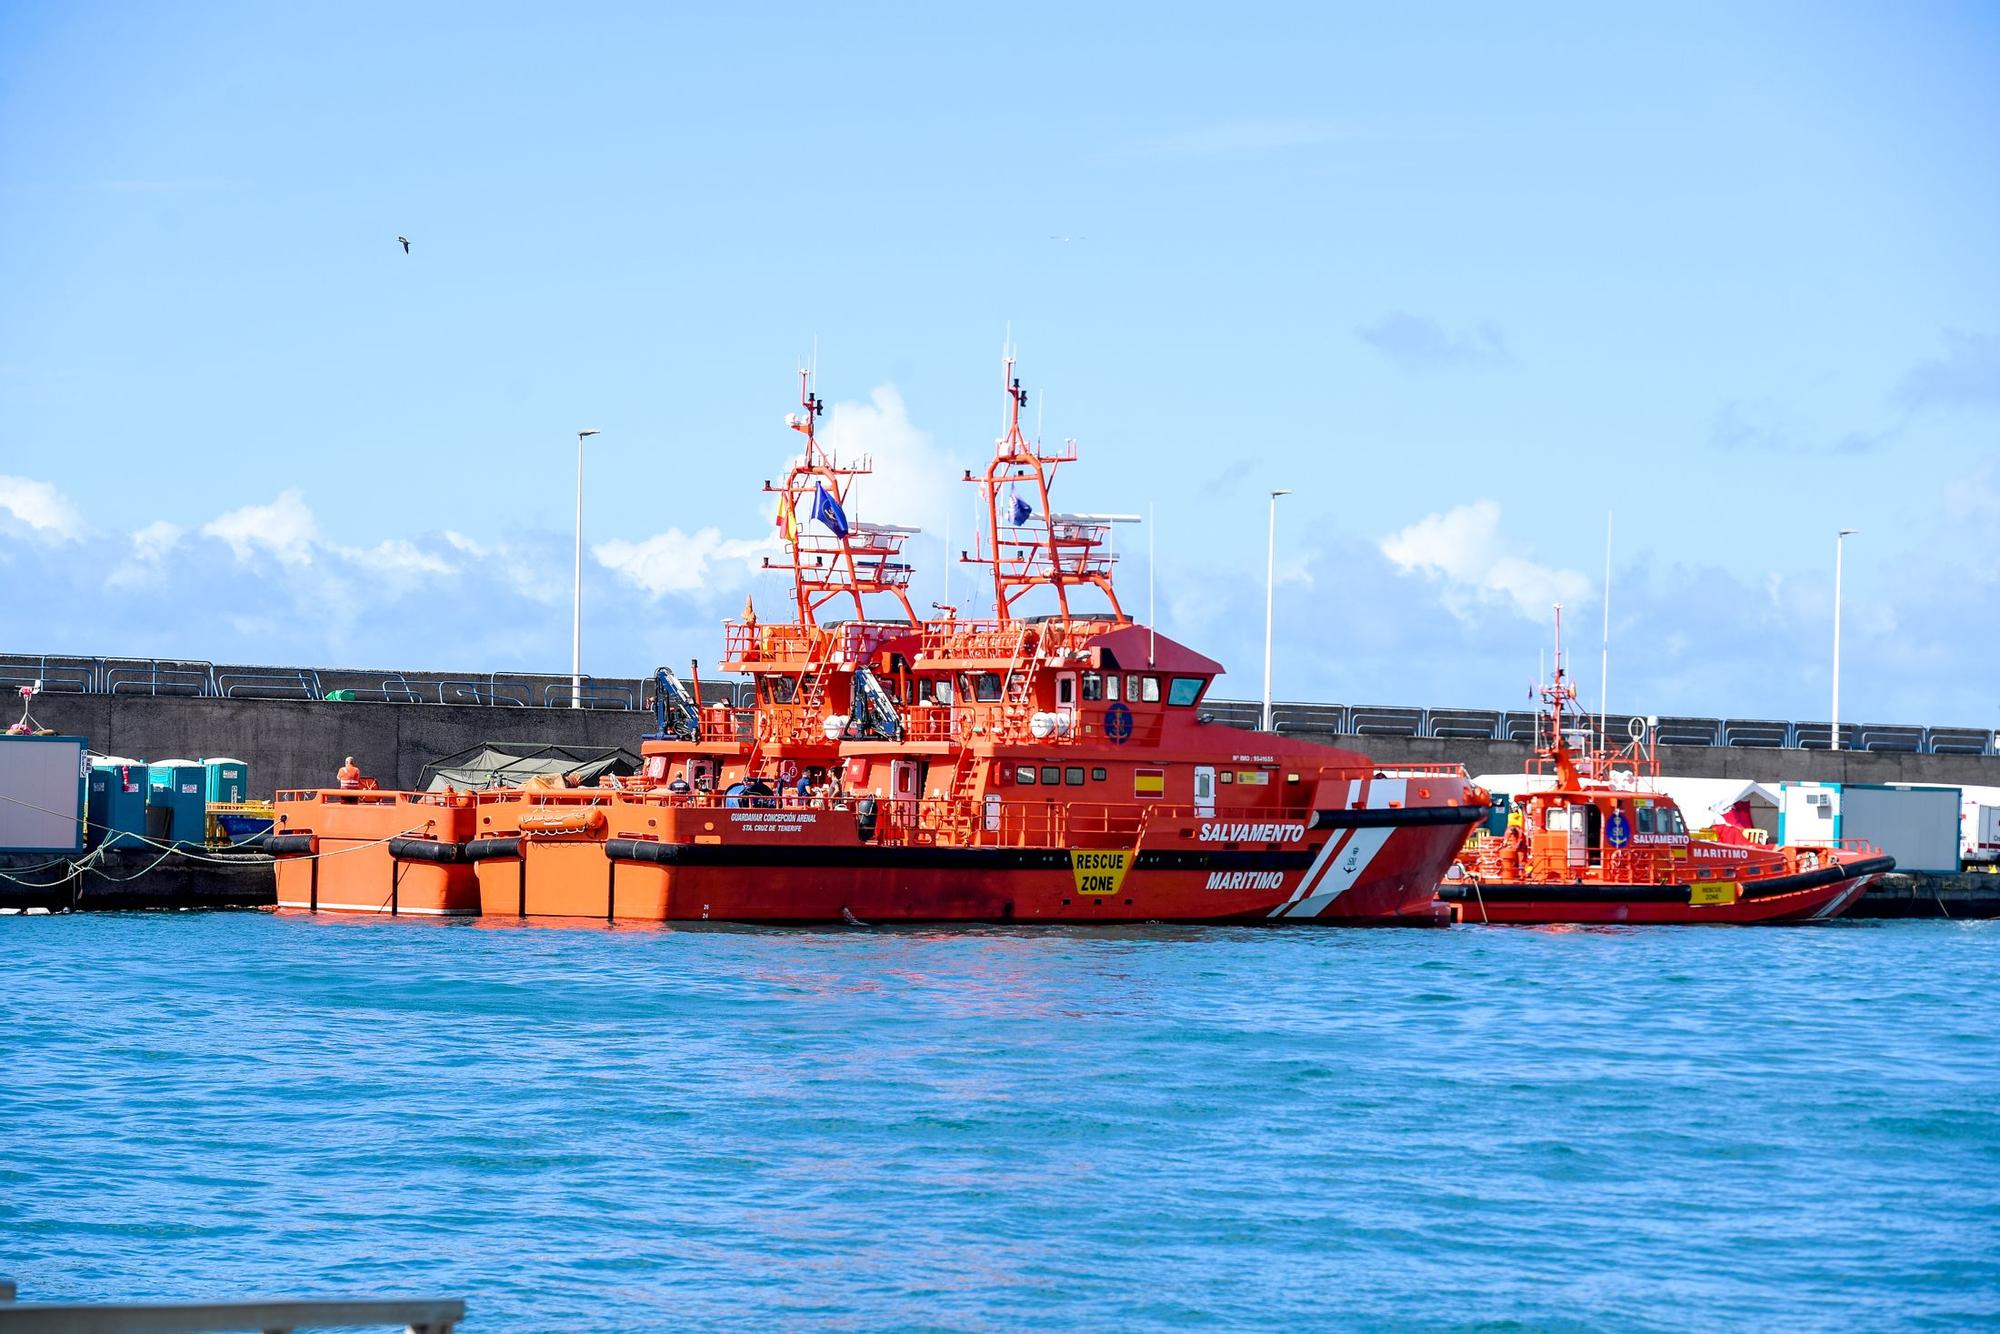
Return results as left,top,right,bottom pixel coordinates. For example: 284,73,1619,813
3,650,1994,756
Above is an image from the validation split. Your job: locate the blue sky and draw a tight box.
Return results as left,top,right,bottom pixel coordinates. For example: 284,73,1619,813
2,2,1996,725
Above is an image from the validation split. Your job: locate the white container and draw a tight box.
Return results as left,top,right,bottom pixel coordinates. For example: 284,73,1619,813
1779,782,1962,874
0,734,87,854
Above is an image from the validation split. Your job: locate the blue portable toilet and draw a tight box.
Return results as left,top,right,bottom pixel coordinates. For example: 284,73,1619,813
204,757,249,804
146,760,208,847
87,757,150,851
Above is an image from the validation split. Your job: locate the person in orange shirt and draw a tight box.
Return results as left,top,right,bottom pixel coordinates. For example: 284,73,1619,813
336,756,362,788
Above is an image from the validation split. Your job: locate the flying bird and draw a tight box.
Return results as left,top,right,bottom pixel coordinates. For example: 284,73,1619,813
397,236,410,254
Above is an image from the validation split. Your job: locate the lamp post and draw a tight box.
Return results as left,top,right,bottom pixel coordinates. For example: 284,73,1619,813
1831,528,1856,750
1262,489,1292,732
572,429,602,710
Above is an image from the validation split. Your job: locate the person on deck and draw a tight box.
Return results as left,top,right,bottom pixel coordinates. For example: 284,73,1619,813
336,757,362,789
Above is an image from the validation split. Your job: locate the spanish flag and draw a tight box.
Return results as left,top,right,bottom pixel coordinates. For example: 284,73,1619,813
774,493,797,544
1134,769,1166,797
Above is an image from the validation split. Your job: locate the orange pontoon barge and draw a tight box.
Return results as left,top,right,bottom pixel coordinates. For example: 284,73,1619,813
274,359,1491,924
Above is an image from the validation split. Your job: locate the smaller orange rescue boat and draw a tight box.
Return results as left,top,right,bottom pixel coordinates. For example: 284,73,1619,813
1438,611,1893,925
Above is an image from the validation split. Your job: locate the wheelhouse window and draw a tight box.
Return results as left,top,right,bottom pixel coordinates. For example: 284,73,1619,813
1082,672,1104,701
1103,674,1120,702
1040,765,1061,786
1139,676,1161,703
971,672,1003,702
1091,767,1107,782
1065,766,1085,786
1016,765,1037,785
1167,677,1203,707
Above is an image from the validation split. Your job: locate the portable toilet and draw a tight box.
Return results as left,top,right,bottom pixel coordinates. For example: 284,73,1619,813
87,757,150,851
145,760,207,847
204,757,249,804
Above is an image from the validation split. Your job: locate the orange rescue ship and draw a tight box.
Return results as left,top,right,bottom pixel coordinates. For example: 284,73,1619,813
273,360,1493,925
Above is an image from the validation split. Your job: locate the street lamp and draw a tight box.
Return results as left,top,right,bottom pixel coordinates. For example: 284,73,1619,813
1262,489,1292,732
1831,528,1857,750
572,429,602,710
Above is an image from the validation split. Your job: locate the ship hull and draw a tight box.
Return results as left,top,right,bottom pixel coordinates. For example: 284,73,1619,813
1438,856,1893,925
480,808,1480,926
269,792,482,916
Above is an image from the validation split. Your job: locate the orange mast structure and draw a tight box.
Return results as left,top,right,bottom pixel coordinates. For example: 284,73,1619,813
762,368,920,628
961,354,1126,626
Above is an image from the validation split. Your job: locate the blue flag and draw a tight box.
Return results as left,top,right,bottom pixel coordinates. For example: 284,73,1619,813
813,483,850,539
1009,494,1033,526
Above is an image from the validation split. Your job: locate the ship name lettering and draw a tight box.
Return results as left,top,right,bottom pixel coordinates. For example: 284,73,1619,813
1197,821,1306,844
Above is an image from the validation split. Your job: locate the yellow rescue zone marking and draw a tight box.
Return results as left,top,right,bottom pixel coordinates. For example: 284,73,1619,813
1689,881,1740,906
1071,849,1132,896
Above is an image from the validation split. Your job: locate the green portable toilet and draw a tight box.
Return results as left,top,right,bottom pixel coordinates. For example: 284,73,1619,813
145,760,207,847
87,757,149,851
204,757,249,804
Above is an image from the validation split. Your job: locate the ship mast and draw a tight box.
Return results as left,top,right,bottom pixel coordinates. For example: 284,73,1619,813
762,368,920,627
961,353,1126,627
1543,604,1584,790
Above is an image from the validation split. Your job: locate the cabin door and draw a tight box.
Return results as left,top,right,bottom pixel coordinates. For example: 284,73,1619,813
890,758,925,827
1055,672,1078,729
1193,765,1217,818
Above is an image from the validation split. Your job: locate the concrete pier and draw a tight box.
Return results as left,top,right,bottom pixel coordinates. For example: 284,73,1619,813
23,691,2000,799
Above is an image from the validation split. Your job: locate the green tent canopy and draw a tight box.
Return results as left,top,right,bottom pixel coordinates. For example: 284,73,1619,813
419,742,641,792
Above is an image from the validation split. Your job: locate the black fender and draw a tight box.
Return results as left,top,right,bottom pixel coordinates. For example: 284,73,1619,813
463,837,523,862
605,838,681,866
388,837,469,865
266,833,317,857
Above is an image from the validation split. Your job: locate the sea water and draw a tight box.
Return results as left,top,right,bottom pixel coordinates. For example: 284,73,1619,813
3,912,1996,1331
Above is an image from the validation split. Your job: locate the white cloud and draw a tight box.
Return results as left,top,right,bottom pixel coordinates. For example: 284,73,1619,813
341,538,456,577
818,385,957,537
0,475,84,541
104,520,187,590
202,490,319,565
1379,500,1591,621
594,527,775,598
131,519,184,561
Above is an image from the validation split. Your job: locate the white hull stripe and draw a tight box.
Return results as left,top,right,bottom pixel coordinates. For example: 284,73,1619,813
1270,829,1354,917
1282,826,1395,919
276,900,478,916
1810,876,1873,921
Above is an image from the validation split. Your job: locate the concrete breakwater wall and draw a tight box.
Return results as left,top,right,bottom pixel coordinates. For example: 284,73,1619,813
25,691,2000,798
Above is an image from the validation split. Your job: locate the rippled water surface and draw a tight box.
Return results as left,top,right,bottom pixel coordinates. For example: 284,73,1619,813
4,912,1997,1330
